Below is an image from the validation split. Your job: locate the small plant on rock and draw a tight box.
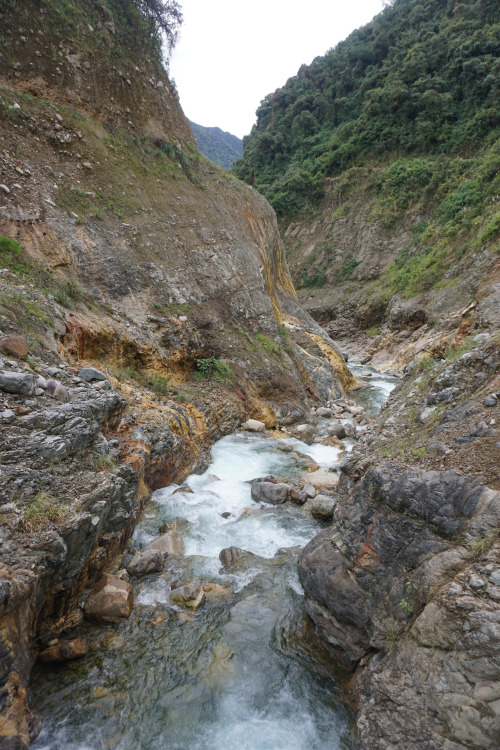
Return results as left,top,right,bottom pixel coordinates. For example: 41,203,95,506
20,491,70,532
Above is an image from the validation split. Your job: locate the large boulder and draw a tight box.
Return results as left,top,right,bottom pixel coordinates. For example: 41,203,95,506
251,481,291,505
0,334,29,359
242,418,266,432
311,494,336,521
0,370,34,395
328,421,346,438
299,470,339,491
126,549,164,577
78,367,107,382
219,546,262,571
145,530,185,557
84,574,134,624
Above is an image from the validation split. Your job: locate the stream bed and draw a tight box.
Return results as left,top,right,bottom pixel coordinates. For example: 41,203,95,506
31,364,398,750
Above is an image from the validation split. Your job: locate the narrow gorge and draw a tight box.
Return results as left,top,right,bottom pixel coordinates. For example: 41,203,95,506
0,1,499,749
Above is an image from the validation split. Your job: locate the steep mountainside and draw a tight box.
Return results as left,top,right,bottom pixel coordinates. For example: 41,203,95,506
0,1,353,746
234,0,500,367
188,120,243,169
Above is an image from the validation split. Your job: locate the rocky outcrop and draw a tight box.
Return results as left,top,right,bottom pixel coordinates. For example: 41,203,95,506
299,336,500,748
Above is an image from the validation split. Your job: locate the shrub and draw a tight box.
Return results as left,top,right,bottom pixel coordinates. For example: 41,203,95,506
195,357,234,384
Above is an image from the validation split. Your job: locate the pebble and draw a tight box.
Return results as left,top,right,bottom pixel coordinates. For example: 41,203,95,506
468,574,485,589
484,396,497,407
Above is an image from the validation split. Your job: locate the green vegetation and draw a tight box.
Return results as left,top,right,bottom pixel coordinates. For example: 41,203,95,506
20,491,70,532
254,333,282,356
189,120,243,169
195,357,234,385
233,0,500,295
91,454,118,471
112,366,171,396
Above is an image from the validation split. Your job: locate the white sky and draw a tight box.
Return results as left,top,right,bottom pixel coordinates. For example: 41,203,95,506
170,0,386,138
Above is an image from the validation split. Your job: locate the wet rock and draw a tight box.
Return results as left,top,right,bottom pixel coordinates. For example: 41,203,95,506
303,483,316,498
221,512,232,519
299,470,339,491
145,530,185,557
242,419,265,432
78,367,107,382
311,495,336,521
290,488,308,505
126,549,164,577
202,582,234,598
251,481,291,505
0,371,34,395
0,335,29,359
159,517,192,533
277,443,294,452
170,584,205,610
219,546,262,570
39,637,88,663
84,574,134,624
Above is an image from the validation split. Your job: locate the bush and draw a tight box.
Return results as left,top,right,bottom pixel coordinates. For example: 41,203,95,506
195,357,233,385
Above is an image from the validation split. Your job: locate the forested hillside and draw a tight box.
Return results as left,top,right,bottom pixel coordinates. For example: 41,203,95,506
233,0,500,302
189,120,242,168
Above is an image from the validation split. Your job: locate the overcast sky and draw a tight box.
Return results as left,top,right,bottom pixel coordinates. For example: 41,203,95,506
169,0,386,138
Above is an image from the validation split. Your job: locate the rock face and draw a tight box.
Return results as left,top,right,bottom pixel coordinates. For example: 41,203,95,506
299,461,500,748
84,574,134,624
38,638,88,663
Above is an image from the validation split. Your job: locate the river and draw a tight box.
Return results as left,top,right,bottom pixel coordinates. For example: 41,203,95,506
31,364,398,750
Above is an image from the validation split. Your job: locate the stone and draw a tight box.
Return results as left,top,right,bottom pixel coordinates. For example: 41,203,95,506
0,409,16,423
251,481,290,505
290,488,308,505
343,422,357,438
39,637,88,663
84,574,134,624
311,494,336,521
418,406,436,424
145,530,185,557
126,549,164,577
317,407,333,418
0,371,34,395
489,570,500,586
46,379,71,403
0,184,10,194
328,421,346,438
0,335,29,359
78,367,107,382
468,573,485,589
299,470,339,491
484,396,497,407
202,583,234,598
303,483,316,498
242,418,266,432
219,546,262,570
278,443,294,452
170,584,205,610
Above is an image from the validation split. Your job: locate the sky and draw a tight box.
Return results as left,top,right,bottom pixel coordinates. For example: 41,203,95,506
169,0,386,139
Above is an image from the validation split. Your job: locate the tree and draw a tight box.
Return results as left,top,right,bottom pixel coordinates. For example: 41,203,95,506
133,0,183,53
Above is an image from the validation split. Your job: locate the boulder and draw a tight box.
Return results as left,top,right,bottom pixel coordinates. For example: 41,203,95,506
290,488,308,505
328,421,346,439
219,546,262,571
78,367,107,382
311,495,336,521
145,530,185,557
300,470,339,491
242,419,265,432
303,483,316,498
84,574,134,624
316,407,333,418
202,583,234,598
46,379,71,403
251,481,291,505
343,422,357,438
39,637,88,663
170,584,205,610
126,549,164,577
0,334,29,359
0,371,34,395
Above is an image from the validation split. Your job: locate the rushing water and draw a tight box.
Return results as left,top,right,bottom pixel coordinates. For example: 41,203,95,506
31,364,398,750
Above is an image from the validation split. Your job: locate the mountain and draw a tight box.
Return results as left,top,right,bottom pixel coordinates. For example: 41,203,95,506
234,0,500,364
188,120,242,168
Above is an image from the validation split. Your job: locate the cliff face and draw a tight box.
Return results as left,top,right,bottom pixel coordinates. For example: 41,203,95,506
0,2,353,747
